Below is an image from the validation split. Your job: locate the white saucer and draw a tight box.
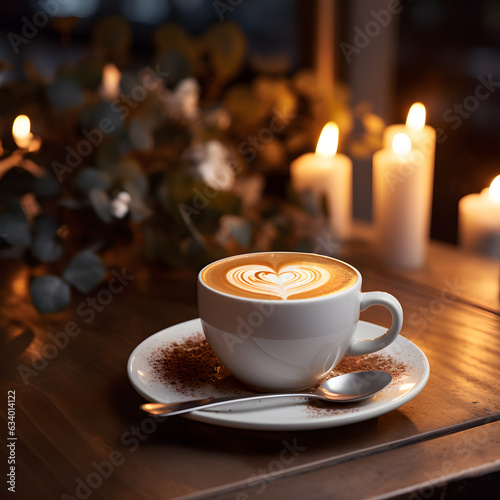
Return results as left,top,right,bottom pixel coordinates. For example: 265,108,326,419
127,319,430,431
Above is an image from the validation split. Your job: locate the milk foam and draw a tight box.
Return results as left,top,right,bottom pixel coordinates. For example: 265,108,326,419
226,264,330,300
202,253,358,301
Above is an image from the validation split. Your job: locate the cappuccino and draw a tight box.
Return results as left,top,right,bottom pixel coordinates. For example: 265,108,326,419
201,252,358,301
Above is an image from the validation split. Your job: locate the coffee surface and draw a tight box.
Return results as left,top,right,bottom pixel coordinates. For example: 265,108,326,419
202,253,358,300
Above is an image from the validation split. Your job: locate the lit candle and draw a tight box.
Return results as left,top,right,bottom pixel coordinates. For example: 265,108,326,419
290,122,352,242
383,102,436,169
100,63,121,101
458,175,500,258
12,115,41,152
373,132,432,268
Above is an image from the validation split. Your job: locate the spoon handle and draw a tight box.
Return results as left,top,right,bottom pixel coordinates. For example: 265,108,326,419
141,392,314,417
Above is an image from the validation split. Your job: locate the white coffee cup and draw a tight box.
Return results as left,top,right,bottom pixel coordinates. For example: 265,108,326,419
198,252,403,392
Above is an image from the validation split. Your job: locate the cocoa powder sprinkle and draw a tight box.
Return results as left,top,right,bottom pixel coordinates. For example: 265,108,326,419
329,353,409,381
148,333,412,412
148,332,244,397
306,352,411,417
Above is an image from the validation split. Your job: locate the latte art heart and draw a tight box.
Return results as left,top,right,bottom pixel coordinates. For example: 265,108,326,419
202,252,358,300
226,264,330,300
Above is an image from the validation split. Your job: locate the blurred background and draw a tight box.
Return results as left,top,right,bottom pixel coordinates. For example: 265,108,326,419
0,0,499,311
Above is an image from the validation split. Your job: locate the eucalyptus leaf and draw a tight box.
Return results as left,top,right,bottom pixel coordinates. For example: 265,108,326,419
129,203,152,222
185,237,205,256
92,15,133,54
114,158,149,197
155,50,192,86
89,189,112,223
59,199,83,209
153,24,198,67
122,181,152,222
47,78,84,108
94,102,124,133
75,168,111,194
202,22,246,85
30,275,71,314
220,216,252,247
33,214,59,236
0,203,31,247
97,157,148,197
33,174,61,198
31,233,63,263
63,251,106,294
128,118,154,152
155,175,171,211
119,72,140,96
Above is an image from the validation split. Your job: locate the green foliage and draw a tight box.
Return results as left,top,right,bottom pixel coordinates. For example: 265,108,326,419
30,275,71,314
0,203,31,247
31,233,63,263
31,215,63,263
89,189,113,223
33,175,61,198
74,168,111,194
27,251,106,313
0,15,364,315
63,251,107,294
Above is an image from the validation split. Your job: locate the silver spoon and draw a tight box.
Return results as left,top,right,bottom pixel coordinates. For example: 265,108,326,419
140,370,392,417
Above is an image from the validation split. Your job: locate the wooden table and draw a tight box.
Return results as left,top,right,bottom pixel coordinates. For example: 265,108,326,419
1,236,500,500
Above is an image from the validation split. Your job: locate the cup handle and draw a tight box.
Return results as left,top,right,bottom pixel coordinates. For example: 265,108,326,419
346,292,403,356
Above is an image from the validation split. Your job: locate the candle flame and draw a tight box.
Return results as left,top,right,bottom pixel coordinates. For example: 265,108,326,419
12,115,33,149
392,133,411,155
406,102,426,130
489,175,500,201
101,63,121,100
316,122,339,157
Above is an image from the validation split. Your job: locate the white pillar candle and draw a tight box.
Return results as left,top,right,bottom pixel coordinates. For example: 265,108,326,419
459,175,500,258
290,122,352,242
373,133,432,268
383,103,436,170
